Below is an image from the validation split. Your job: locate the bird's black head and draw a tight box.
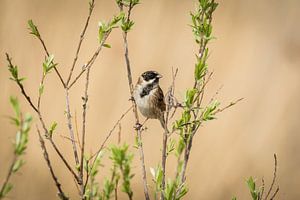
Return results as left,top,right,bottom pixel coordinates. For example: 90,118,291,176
141,71,162,82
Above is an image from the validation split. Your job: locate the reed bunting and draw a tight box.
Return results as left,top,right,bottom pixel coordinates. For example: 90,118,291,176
133,70,166,127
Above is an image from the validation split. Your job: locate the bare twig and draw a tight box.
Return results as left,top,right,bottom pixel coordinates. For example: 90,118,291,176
65,88,80,165
84,106,133,190
212,98,244,115
66,0,95,85
161,68,178,199
79,66,91,197
264,154,279,200
269,187,279,200
259,178,265,200
48,138,81,183
118,2,150,199
68,32,111,89
75,111,82,149
37,126,69,200
91,105,133,160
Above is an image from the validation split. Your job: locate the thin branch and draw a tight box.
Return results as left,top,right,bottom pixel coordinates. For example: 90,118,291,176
48,138,81,183
66,0,95,85
212,98,244,115
68,32,111,89
90,105,133,161
79,66,91,197
259,178,265,200
6,55,81,184
161,68,177,199
34,27,66,87
265,154,278,200
269,187,279,200
6,53,39,113
37,126,69,200
75,111,82,150
84,106,133,190
119,2,150,199
65,88,80,165
0,154,17,197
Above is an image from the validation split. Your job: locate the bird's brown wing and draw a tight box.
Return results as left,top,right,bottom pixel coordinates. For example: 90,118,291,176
150,86,166,116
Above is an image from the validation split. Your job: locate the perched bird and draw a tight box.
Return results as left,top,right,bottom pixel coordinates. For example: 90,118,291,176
133,70,166,127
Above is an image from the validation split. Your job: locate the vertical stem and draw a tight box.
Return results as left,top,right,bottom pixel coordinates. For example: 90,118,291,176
65,88,80,165
119,6,150,199
80,67,91,198
0,156,17,198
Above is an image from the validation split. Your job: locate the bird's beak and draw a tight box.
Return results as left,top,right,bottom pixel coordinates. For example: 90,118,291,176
157,74,163,79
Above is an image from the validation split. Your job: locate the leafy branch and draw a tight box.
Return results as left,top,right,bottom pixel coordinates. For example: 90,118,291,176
0,97,32,199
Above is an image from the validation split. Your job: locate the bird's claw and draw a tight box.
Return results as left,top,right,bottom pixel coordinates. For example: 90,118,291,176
134,122,142,130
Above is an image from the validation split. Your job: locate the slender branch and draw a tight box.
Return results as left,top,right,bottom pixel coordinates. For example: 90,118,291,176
66,0,95,85
37,75,45,110
79,66,91,198
48,138,81,183
264,154,278,200
6,53,39,113
90,105,133,160
259,178,265,200
34,27,66,87
84,105,132,191
0,155,17,198
269,187,279,200
161,68,177,199
68,32,111,89
37,126,69,200
75,111,82,150
65,88,80,165
119,2,150,200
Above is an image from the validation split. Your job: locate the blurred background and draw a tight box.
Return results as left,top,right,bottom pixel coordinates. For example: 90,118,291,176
1,0,300,199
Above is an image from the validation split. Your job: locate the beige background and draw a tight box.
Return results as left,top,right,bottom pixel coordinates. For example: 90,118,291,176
1,0,300,199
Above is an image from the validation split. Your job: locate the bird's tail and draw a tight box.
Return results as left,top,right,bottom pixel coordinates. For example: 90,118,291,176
160,116,169,133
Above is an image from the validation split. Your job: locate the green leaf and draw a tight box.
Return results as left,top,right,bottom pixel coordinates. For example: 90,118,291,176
27,19,40,37
10,96,20,118
49,122,57,137
0,183,13,197
43,54,57,75
103,43,111,48
12,159,25,173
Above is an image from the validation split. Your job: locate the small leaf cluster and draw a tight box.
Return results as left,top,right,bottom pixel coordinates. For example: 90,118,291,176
164,179,188,200
39,54,57,97
7,57,25,83
85,144,134,200
43,55,57,76
10,97,32,155
117,0,140,32
116,0,139,7
150,163,188,200
84,152,106,200
110,144,134,199
28,19,40,38
150,165,163,198
0,97,32,199
190,0,218,44
163,1,219,199
98,12,125,44
247,177,260,200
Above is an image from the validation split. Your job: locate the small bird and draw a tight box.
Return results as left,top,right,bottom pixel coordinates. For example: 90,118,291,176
133,70,166,128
